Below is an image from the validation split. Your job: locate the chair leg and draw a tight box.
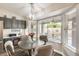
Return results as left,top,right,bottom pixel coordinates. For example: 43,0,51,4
28,49,32,56
32,48,35,52
44,41,46,45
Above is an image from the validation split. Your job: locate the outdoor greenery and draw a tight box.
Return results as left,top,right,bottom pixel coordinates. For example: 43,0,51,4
47,22,61,28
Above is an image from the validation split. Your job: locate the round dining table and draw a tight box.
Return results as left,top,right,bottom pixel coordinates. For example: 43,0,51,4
18,40,44,56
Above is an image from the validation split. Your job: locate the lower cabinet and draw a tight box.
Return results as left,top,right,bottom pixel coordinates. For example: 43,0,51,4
0,42,4,53
3,37,21,50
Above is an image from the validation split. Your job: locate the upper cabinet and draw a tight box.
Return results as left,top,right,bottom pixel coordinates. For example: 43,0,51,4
3,16,26,29
21,21,26,29
4,18,12,29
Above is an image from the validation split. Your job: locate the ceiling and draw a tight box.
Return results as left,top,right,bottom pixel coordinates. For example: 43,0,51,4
0,3,75,20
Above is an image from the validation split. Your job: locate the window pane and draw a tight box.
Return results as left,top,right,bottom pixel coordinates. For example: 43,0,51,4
68,21,72,46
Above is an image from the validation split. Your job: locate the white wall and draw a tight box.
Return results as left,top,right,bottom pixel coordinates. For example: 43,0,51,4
0,8,25,20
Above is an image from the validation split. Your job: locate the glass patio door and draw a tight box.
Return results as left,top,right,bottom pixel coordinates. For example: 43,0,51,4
47,22,61,43
41,21,61,43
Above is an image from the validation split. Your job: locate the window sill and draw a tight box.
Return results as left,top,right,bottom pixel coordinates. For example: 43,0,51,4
64,44,76,53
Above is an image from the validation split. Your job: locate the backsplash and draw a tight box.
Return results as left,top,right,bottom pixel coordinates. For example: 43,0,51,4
3,29,26,38
11,29,20,32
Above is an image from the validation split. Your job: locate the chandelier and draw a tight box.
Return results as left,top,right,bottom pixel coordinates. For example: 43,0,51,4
29,3,35,20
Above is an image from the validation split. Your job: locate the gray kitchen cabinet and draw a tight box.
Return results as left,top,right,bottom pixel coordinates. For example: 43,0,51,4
4,18,12,29
4,17,26,29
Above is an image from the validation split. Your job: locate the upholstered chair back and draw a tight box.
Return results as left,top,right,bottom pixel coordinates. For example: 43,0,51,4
35,45,53,56
39,35,48,42
21,35,29,41
39,35,48,45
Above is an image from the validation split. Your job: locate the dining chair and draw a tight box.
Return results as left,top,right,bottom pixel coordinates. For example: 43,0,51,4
34,45,53,56
20,35,29,42
4,40,15,56
39,35,48,45
4,40,29,56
